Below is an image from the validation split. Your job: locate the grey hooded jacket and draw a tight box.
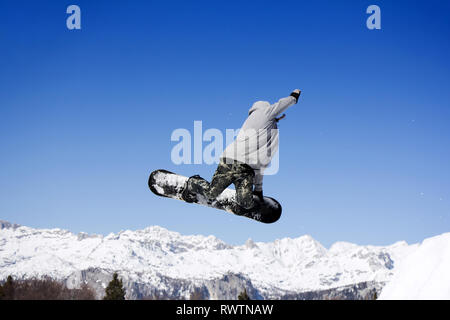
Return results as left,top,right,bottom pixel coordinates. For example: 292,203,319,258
221,95,297,191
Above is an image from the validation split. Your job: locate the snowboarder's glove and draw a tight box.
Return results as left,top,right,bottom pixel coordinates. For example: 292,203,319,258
253,190,264,202
290,89,301,103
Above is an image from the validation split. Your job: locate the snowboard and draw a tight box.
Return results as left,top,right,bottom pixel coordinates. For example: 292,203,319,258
148,169,282,223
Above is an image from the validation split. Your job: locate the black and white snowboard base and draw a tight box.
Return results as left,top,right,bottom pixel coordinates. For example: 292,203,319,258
148,170,282,224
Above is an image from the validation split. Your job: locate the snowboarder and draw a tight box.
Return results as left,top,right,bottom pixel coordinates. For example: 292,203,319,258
181,89,301,211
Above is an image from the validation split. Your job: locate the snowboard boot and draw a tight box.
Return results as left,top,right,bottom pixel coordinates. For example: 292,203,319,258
181,175,201,203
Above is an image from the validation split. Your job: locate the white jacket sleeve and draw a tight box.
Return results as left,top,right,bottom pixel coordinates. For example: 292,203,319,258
266,96,297,119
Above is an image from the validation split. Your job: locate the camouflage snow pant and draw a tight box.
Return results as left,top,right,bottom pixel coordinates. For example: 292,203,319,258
186,158,255,209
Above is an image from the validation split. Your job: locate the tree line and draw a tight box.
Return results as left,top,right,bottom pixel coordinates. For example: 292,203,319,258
0,275,95,300
0,273,251,300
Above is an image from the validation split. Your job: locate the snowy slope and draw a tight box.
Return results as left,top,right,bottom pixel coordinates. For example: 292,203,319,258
379,233,450,300
0,220,418,299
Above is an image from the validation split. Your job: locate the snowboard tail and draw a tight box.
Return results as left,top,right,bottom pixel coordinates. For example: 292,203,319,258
148,169,282,224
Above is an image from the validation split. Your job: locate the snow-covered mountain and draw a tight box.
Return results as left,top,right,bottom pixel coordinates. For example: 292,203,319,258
379,232,450,300
0,220,419,299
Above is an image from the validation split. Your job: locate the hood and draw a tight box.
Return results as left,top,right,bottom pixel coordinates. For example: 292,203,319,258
248,101,270,115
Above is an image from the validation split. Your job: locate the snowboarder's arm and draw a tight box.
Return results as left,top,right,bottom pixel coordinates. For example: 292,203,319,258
266,89,301,119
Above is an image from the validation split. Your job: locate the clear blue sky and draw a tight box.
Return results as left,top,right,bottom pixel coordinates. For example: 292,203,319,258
1,0,449,247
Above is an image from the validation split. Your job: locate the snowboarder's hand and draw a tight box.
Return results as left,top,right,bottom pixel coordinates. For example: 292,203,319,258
290,89,301,103
253,190,264,202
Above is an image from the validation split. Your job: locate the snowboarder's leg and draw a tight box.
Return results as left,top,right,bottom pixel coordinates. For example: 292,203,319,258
206,161,235,199
234,174,255,210
182,159,256,209
207,160,256,206
183,161,234,203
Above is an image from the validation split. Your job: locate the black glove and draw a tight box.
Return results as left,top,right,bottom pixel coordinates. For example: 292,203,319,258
253,190,264,202
290,89,301,103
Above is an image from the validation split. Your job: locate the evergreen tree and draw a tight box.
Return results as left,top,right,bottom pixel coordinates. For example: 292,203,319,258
2,276,15,300
238,288,250,300
103,273,126,300
373,291,378,300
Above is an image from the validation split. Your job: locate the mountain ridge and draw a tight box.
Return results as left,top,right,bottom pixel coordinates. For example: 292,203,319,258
0,219,418,299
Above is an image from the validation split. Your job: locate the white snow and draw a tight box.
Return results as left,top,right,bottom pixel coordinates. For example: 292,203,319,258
153,171,188,196
2,221,449,299
0,220,417,297
379,233,450,300
156,171,187,188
